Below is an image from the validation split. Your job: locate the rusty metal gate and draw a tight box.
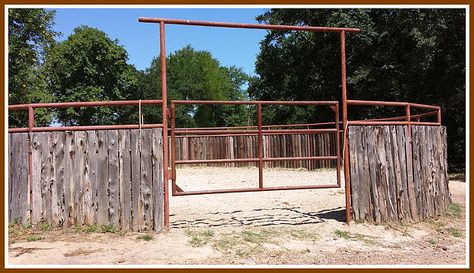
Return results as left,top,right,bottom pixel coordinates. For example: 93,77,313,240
169,100,341,196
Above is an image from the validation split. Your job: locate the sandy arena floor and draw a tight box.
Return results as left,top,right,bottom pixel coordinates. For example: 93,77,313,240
8,167,467,266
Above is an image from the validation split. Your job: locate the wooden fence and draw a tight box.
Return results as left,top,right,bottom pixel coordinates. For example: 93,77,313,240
349,125,450,223
8,128,164,232
173,133,339,169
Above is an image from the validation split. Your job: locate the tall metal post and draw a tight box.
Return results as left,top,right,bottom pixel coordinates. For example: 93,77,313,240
335,103,341,187
160,21,170,229
27,106,34,222
257,103,263,190
340,31,351,224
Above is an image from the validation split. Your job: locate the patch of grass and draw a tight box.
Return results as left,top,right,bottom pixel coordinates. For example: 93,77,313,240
26,235,43,242
334,229,378,245
240,230,275,244
74,225,84,233
446,203,462,218
39,223,52,231
100,224,116,234
85,225,98,233
186,229,215,247
212,235,240,254
137,234,154,241
447,227,463,238
334,229,351,240
287,229,319,241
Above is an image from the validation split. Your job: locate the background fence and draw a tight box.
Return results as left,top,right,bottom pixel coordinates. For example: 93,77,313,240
349,125,450,223
172,133,339,169
8,128,164,232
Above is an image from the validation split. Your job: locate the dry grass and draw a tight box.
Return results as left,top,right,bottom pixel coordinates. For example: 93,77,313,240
63,248,99,257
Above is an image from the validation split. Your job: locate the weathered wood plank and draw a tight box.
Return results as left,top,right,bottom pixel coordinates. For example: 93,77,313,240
119,130,132,230
366,126,381,222
96,130,108,226
87,131,99,224
8,134,12,223
140,129,153,230
74,131,87,225
130,130,141,231
51,132,65,226
108,130,120,227
152,129,164,232
348,127,360,220
11,133,29,224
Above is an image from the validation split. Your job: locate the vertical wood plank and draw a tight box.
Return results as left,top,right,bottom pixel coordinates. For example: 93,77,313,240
51,132,66,226
140,129,153,230
96,130,108,226
119,130,132,230
87,131,99,224
130,130,141,231
152,128,164,232
108,130,120,227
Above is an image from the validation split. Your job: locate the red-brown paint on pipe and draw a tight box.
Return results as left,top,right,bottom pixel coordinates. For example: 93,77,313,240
347,99,440,110
172,100,338,106
174,128,338,135
335,103,341,188
172,184,340,197
8,124,163,133
160,21,170,230
138,17,361,33
9,99,163,110
27,106,34,221
340,31,352,224
257,103,264,190
175,156,338,165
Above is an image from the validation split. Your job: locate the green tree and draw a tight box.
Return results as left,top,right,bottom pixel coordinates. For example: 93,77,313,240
44,26,138,125
129,45,251,128
250,9,465,164
8,8,58,127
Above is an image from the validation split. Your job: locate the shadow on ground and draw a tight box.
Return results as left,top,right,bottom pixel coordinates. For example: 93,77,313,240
170,206,346,228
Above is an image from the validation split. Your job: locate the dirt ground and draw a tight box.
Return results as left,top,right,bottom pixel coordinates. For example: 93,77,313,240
7,167,467,266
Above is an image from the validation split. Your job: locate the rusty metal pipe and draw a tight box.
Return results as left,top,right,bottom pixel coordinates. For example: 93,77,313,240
172,184,340,197
347,99,439,110
335,103,341,187
8,124,163,133
9,99,163,110
160,21,170,229
341,31,352,224
138,17,361,33
257,103,263,190
175,156,338,165
171,100,338,106
27,106,34,222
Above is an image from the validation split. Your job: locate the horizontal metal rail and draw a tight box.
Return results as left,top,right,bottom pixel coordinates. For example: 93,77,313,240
8,124,163,133
175,156,338,165
348,121,441,126
9,99,163,110
172,100,338,106
172,184,340,196
8,100,163,133
347,99,440,110
174,128,338,135
138,17,361,33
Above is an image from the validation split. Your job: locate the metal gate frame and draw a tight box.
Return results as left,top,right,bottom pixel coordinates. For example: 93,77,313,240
169,100,341,196
138,17,360,228
6,17,444,230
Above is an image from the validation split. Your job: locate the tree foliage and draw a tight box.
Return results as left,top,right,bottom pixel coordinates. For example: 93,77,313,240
44,26,138,125
250,9,465,163
128,45,251,128
8,8,58,127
